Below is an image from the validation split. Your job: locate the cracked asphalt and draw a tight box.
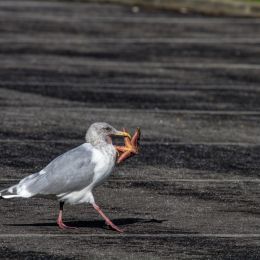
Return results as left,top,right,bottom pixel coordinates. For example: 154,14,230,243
0,0,260,259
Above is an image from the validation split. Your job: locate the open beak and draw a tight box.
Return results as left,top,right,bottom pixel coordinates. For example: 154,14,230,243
114,130,131,139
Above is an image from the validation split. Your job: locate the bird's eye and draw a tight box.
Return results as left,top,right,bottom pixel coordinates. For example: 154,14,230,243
104,127,111,131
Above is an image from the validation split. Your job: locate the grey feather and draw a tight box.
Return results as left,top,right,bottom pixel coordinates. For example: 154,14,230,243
17,144,95,196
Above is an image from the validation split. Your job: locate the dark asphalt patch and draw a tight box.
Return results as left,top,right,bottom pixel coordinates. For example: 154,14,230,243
1,68,260,110
0,246,72,260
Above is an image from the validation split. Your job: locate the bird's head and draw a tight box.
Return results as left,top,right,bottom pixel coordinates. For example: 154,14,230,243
85,122,131,146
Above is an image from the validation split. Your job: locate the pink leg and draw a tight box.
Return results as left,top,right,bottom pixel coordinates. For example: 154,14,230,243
57,202,77,229
92,203,124,233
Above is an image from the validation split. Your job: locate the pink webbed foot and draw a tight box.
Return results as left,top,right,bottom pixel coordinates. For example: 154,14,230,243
93,203,124,233
57,219,77,230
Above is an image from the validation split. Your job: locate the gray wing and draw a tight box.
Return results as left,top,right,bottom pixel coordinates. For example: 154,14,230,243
18,143,95,196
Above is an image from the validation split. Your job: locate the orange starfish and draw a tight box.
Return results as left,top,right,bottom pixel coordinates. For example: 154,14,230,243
115,128,141,164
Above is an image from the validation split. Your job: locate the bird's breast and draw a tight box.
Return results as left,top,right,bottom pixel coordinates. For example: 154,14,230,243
91,145,116,187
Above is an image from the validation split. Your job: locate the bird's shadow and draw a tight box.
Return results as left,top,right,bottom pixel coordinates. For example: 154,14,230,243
5,218,166,229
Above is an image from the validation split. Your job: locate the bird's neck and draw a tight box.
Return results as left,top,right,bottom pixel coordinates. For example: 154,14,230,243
94,142,117,158
86,134,114,152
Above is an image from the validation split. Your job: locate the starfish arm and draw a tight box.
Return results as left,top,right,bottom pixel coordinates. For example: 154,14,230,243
131,128,141,147
117,151,132,164
124,136,132,147
114,146,129,153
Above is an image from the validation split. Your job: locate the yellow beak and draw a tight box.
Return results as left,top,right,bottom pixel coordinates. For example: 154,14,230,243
115,131,131,139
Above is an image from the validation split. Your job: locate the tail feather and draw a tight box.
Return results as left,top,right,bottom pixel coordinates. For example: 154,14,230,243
0,185,20,199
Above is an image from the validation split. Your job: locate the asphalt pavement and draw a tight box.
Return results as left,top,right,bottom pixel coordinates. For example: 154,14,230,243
0,1,260,259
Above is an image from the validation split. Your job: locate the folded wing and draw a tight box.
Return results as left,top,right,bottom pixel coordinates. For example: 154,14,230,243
4,144,96,198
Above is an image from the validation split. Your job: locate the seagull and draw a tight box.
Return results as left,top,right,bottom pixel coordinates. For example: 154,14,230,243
0,122,131,232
